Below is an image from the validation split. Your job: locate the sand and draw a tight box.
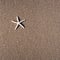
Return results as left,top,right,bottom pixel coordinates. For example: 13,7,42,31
0,0,60,60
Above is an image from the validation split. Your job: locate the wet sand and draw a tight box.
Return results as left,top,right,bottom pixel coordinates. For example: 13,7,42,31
0,0,60,60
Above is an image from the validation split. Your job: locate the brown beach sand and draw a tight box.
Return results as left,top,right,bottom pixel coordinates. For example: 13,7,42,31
0,0,60,60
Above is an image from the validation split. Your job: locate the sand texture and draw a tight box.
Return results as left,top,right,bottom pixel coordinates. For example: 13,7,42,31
0,0,60,60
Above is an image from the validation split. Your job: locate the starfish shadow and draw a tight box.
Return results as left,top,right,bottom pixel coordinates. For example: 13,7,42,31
18,16,21,21
21,23,25,28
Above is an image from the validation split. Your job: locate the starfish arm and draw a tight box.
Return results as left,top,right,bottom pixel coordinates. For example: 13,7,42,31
20,19,25,23
11,21,17,23
19,24,24,29
15,24,19,30
16,16,19,22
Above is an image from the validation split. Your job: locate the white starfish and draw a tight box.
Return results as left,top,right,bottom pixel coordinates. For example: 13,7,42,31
11,16,25,30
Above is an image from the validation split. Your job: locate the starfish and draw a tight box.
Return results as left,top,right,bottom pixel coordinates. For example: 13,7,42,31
11,16,25,30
